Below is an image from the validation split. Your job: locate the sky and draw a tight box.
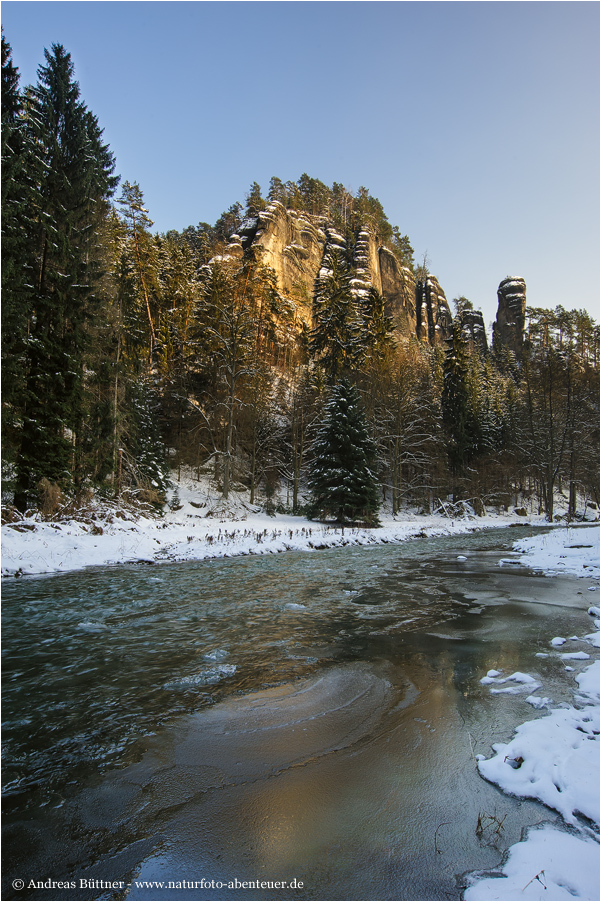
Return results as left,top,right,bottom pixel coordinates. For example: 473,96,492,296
2,0,599,329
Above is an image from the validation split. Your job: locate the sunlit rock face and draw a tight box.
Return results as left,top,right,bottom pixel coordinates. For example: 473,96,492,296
252,203,327,319
378,247,417,337
221,203,453,347
213,208,528,359
493,277,527,358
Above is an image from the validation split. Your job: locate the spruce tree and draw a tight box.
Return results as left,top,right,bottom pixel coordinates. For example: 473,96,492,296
13,43,117,510
309,250,360,381
358,286,395,362
441,320,479,499
193,259,258,499
1,30,30,462
308,379,380,526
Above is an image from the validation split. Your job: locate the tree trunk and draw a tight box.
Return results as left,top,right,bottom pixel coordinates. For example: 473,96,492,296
249,432,257,505
223,373,236,500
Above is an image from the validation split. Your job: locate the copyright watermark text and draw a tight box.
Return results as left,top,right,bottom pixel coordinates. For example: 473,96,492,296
12,876,305,892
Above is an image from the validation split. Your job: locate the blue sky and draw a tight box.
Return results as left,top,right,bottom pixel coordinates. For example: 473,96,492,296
2,1,599,328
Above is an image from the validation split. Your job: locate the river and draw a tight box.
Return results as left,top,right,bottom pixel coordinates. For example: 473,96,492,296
2,526,595,900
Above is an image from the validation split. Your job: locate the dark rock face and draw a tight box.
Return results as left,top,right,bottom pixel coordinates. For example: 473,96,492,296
493,277,526,358
415,276,454,346
458,307,488,356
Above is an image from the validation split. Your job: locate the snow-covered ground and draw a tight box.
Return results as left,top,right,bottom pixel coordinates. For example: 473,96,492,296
464,527,600,902
2,471,597,579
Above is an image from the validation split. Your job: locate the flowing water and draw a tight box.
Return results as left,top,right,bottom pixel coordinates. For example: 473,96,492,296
2,526,597,900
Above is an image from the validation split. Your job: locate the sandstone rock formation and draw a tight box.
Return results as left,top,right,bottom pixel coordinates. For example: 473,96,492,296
457,306,488,356
236,203,327,319
378,247,417,336
493,277,527,358
415,275,454,346
219,202,457,350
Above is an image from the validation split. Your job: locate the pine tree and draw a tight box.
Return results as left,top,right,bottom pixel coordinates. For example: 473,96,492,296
116,181,160,370
75,210,125,489
13,43,117,510
1,30,31,463
369,344,443,514
154,233,199,476
441,320,478,499
309,250,360,381
193,259,259,499
124,382,169,502
267,176,286,204
391,227,415,269
245,181,264,214
308,379,380,526
358,286,395,362
279,365,320,512
214,201,243,244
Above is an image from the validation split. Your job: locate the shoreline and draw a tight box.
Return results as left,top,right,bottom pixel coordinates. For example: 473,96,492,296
0,507,578,579
3,469,598,580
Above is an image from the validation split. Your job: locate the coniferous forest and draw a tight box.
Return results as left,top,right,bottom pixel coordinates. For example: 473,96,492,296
2,33,599,525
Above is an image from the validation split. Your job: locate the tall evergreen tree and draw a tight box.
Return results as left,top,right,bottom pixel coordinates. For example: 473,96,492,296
279,365,320,512
245,181,264,214
214,201,243,244
309,250,360,381
358,286,395,362
1,30,31,461
267,176,286,204
116,181,161,370
193,259,259,499
13,44,117,510
441,320,479,499
369,344,443,514
308,379,380,525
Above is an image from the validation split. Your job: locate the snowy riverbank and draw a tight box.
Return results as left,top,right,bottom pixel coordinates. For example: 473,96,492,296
2,472,598,579
464,527,600,902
